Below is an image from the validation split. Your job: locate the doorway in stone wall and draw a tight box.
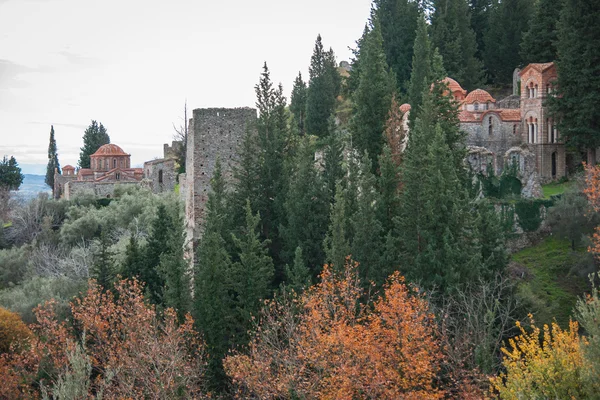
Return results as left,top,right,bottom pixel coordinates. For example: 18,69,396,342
552,152,557,179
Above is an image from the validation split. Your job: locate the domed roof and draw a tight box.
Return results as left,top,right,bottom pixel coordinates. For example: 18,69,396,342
62,164,75,170
399,103,411,114
442,77,466,95
91,144,128,157
464,89,495,104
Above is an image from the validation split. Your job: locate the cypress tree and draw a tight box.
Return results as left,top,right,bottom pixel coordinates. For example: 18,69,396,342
322,119,345,205
483,0,533,84
281,138,329,275
143,204,171,304
121,233,144,279
407,13,432,118
45,125,60,188
290,72,307,136
549,0,600,151
351,152,384,284
78,120,110,169
431,0,483,90
377,144,401,234
305,35,340,137
469,0,492,60
374,0,420,91
159,212,191,322
230,201,274,342
92,226,114,291
347,24,371,96
351,19,395,170
231,129,261,228
284,246,311,293
398,92,481,293
323,182,352,272
520,0,562,63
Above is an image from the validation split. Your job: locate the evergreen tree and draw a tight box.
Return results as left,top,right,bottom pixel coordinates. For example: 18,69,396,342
323,183,352,272
475,200,508,276
351,20,395,170
193,231,232,388
284,246,311,293
351,153,384,284
549,0,600,150
0,156,24,191
398,92,481,293
45,125,60,188
431,0,483,90
121,233,144,279
483,0,533,84
230,201,274,342
231,129,261,227
377,144,401,234
469,0,492,60
281,139,329,275
78,120,110,169
374,0,420,91
205,157,229,239
143,204,171,304
290,72,307,136
159,213,191,322
322,119,345,205
92,226,114,291
347,24,371,96
520,0,562,63
305,35,340,137
408,13,432,117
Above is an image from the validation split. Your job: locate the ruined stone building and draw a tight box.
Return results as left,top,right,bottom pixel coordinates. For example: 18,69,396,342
398,62,564,197
183,107,257,258
54,142,179,199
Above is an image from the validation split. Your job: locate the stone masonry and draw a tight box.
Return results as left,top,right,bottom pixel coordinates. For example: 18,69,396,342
185,107,257,259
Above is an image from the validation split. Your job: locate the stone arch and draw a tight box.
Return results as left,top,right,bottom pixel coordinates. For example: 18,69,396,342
504,146,542,198
467,146,495,175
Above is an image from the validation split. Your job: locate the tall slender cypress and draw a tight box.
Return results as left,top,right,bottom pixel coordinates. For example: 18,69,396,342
45,125,60,188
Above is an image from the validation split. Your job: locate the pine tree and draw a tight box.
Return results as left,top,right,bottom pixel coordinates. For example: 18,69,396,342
281,139,329,275
323,183,352,273
305,35,340,137
520,0,562,63
284,246,311,293
374,0,420,91
0,156,24,191
205,157,229,238
408,13,432,118
351,153,384,284
483,0,533,84
290,72,307,136
230,201,274,340
431,0,483,90
231,129,261,228
351,20,395,170
45,125,60,188
347,24,371,96
475,200,508,276
78,120,110,169
159,213,191,322
549,0,600,151
92,226,114,291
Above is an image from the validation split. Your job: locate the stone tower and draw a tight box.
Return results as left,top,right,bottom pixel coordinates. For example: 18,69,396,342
185,107,257,260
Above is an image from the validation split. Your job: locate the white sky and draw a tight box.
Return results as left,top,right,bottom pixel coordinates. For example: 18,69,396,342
0,0,371,173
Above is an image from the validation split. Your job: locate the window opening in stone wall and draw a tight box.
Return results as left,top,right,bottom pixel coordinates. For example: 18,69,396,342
552,152,557,178
513,124,517,135
474,102,479,111
113,159,116,168
158,169,163,184
488,117,493,135
116,173,120,181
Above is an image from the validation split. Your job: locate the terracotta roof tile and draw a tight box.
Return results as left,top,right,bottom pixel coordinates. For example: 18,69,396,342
442,77,467,95
498,109,521,121
459,110,479,122
62,165,75,170
464,89,496,104
399,103,411,114
91,144,129,157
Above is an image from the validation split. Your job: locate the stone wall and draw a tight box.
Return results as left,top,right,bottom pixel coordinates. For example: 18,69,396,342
53,173,76,199
64,181,140,199
143,158,177,194
185,107,257,259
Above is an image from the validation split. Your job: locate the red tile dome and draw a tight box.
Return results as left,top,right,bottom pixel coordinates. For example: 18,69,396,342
91,144,128,156
399,103,411,114
62,164,75,170
464,89,496,104
442,77,467,95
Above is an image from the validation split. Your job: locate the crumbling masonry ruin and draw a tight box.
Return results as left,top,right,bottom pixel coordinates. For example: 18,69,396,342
184,107,257,261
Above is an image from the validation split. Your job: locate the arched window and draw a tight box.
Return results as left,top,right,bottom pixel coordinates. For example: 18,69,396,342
534,84,538,98
474,102,479,111
113,159,117,168
488,117,493,135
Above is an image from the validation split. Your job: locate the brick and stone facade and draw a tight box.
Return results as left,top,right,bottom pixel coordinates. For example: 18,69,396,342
184,107,257,259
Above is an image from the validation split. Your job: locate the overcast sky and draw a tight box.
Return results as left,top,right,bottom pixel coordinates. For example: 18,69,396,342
0,0,371,173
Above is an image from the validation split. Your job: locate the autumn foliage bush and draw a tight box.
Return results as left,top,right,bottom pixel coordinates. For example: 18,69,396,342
0,278,207,399
224,262,444,399
0,307,32,353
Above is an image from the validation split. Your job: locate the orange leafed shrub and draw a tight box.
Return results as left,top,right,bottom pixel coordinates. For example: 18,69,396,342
0,278,207,399
0,307,32,353
584,162,600,257
224,263,444,399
